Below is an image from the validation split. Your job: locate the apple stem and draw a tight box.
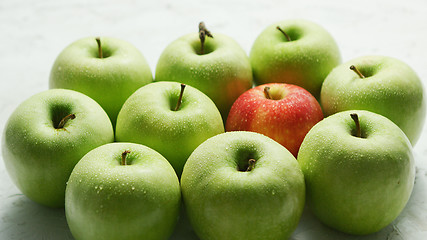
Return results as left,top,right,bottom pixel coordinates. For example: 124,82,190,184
264,86,272,99
57,113,76,129
199,21,213,55
121,150,131,166
96,37,103,59
174,83,186,111
276,26,291,41
246,159,256,172
350,65,365,78
350,113,362,138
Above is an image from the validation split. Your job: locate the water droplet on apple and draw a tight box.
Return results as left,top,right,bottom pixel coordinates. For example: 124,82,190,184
131,186,135,191
272,190,276,195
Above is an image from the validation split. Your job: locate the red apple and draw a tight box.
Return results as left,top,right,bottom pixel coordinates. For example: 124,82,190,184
226,83,323,156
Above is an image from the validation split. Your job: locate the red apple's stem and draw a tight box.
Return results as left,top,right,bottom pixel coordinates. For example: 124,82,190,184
96,37,103,59
121,150,131,166
246,159,256,172
350,113,362,138
57,113,76,129
276,26,291,41
199,21,213,55
174,84,186,111
264,86,272,99
350,65,365,78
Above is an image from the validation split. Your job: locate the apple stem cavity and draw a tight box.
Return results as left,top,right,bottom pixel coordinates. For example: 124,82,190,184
276,26,291,41
96,37,103,59
174,83,186,111
198,21,213,55
246,159,256,172
121,150,131,166
264,86,272,99
56,113,76,129
350,113,362,138
350,65,365,78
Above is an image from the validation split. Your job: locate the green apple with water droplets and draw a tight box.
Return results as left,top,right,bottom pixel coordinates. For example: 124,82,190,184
181,131,305,240
249,19,341,98
50,36,153,127
2,89,114,207
155,22,253,120
115,81,224,176
298,110,415,235
320,55,426,145
65,142,181,240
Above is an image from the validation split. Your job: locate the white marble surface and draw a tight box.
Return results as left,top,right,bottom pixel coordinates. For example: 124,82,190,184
1,0,426,239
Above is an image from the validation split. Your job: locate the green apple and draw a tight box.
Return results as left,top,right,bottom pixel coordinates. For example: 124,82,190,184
115,81,224,176
49,36,153,126
181,131,305,240
321,55,426,145
65,142,181,240
155,22,253,120
298,110,415,235
2,89,114,207
249,19,341,98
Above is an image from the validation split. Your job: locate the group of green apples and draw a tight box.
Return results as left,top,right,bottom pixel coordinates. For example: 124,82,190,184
2,18,426,240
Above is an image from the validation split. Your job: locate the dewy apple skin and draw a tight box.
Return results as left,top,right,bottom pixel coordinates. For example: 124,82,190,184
116,81,224,177
2,89,114,207
155,22,253,121
250,19,341,99
298,110,415,235
49,36,153,127
321,55,426,145
181,131,305,240
65,142,181,240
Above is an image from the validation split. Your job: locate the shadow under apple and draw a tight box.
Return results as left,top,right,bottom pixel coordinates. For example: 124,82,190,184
0,193,73,240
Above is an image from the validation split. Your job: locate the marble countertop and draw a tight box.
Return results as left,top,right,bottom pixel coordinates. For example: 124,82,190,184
1,0,426,239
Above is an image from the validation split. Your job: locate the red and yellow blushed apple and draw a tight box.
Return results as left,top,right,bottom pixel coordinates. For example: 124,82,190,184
226,83,323,156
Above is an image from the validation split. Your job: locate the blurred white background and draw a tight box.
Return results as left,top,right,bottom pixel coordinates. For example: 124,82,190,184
1,0,426,239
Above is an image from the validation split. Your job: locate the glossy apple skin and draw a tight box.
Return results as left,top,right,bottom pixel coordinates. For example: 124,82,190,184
115,81,224,176
249,19,341,99
298,110,415,235
226,83,323,157
181,131,305,240
155,33,253,120
321,55,426,145
2,89,114,207
65,143,181,240
50,36,153,127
